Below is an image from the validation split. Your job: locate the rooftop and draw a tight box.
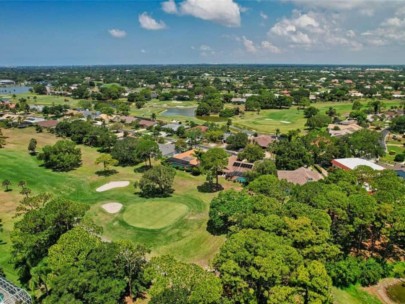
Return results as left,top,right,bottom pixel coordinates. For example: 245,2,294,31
332,158,385,171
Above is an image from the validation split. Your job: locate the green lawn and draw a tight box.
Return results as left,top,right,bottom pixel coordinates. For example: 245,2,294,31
6,92,80,107
123,200,189,229
332,286,381,304
0,128,229,282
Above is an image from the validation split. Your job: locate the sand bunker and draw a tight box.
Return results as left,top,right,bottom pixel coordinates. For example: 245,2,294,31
96,181,130,192
280,121,291,124
102,202,123,214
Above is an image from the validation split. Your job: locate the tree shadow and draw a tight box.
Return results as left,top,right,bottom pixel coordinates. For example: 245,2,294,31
197,183,224,193
3,189,12,192
95,169,118,177
134,165,151,173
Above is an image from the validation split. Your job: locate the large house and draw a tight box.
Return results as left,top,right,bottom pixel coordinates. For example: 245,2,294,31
277,167,324,185
332,158,385,171
252,135,276,149
223,155,254,179
167,150,199,169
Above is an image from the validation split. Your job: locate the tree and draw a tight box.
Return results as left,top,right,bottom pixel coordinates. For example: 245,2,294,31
111,137,139,166
2,179,11,192
352,100,362,110
28,138,37,154
145,256,222,304
139,165,176,197
0,128,6,148
247,175,291,201
306,114,331,130
390,115,405,133
95,154,118,172
20,187,31,198
238,144,265,162
272,139,314,170
244,159,277,182
135,138,160,167
368,100,384,114
174,139,187,153
195,103,211,116
15,193,52,217
18,180,26,190
200,148,228,187
38,140,82,171
226,132,248,150
345,129,385,159
12,198,89,284
304,106,319,118
117,241,149,299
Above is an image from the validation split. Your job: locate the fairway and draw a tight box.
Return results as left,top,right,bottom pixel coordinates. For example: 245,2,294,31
123,201,189,229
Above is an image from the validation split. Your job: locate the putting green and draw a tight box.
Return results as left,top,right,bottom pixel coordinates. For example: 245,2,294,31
123,201,189,229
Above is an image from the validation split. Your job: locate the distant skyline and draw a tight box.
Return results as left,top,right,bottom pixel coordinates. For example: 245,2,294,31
1,0,405,66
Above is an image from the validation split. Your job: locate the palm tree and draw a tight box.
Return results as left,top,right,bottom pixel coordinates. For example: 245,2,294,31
151,113,157,121
18,180,26,190
20,187,31,198
2,179,11,191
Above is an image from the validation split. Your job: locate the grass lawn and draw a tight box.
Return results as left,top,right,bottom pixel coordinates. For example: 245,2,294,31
332,286,381,304
123,200,189,229
9,92,80,107
0,127,231,282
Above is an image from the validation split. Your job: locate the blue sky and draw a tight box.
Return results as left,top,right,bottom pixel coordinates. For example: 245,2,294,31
1,0,405,66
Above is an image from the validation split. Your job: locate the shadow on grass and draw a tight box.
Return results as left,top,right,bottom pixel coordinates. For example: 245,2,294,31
95,169,118,177
197,183,224,193
134,165,151,173
3,189,12,192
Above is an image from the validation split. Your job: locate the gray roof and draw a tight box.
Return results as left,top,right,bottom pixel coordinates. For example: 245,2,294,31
159,143,176,156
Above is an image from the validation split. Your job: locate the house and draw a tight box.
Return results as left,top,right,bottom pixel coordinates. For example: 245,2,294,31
23,117,45,125
167,150,198,168
327,123,362,137
120,116,137,124
331,158,385,171
231,97,246,104
37,120,59,129
162,123,183,132
159,143,176,157
137,119,157,129
223,155,254,179
190,125,209,133
252,135,276,149
277,167,324,185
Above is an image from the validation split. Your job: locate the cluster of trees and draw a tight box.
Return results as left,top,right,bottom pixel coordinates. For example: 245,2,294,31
42,104,69,117
111,137,160,166
245,92,293,111
271,129,384,170
55,120,117,152
205,166,405,303
38,140,82,171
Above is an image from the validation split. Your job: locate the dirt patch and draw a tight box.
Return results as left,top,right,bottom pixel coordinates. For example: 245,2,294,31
96,181,130,192
101,202,123,214
363,278,402,304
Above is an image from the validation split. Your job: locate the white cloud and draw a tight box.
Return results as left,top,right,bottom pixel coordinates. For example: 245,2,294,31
164,0,241,27
242,36,257,53
269,11,362,50
261,41,282,53
199,44,215,56
139,12,167,30
260,11,268,20
362,15,405,46
162,0,178,14
108,29,127,38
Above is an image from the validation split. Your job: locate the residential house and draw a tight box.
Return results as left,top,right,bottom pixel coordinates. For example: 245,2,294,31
252,135,276,149
231,97,246,104
37,120,59,129
223,155,254,179
167,150,199,168
327,123,362,137
159,143,176,157
331,158,385,171
277,167,324,185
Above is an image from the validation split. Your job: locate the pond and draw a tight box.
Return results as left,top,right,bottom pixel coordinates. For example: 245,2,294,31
162,107,197,117
0,86,32,95
387,282,405,304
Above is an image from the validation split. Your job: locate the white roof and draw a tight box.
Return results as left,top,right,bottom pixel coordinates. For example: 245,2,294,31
333,158,384,171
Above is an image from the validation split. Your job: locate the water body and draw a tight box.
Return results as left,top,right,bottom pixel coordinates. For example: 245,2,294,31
387,282,405,303
0,86,32,95
162,107,197,117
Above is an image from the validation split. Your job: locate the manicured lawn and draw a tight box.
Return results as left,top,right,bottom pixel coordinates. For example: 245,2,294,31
0,128,231,282
332,286,381,304
11,92,79,107
123,200,189,229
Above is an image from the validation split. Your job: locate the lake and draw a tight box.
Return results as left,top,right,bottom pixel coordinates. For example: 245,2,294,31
0,86,32,95
162,107,196,117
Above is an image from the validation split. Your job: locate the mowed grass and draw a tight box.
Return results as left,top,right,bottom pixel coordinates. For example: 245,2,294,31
332,286,381,304
123,201,189,229
11,92,80,107
0,128,230,282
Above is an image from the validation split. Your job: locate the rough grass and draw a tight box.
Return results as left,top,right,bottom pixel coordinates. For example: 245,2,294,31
123,201,189,229
332,286,382,304
0,128,231,282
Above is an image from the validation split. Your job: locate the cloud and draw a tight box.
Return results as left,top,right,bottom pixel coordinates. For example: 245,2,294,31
162,0,178,14
242,36,257,53
162,0,241,27
260,11,268,20
362,15,405,46
108,29,127,38
139,12,167,30
261,41,282,53
269,11,362,50
199,44,215,56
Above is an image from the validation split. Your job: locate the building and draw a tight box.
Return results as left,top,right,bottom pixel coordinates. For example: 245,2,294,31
332,158,385,171
37,120,59,129
277,167,323,185
23,117,46,125
223,155,254,179
162,123,183,132
137,119,157,129
167,150,198,168
327,123,362,137
252,135,276,149
159,143,176,157
0,276,32,304
231,97,246,104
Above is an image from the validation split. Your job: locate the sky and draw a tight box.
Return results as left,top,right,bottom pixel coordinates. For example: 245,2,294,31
1,0,405,66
